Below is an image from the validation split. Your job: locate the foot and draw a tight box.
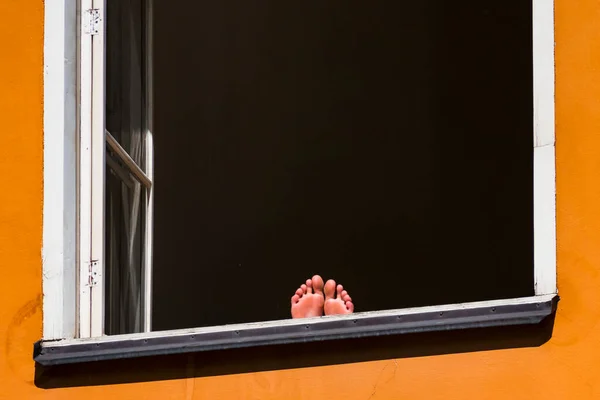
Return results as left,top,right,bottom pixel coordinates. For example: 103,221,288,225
291,275,325,319
324,279,354,316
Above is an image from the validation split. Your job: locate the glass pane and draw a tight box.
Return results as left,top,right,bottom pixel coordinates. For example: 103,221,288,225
105,0,149,335
106,0,147,165
105,152,146,335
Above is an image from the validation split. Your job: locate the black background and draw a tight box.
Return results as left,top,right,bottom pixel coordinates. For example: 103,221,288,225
152,0,533,330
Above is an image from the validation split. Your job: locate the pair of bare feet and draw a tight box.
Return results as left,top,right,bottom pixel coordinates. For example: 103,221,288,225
291,275,354,319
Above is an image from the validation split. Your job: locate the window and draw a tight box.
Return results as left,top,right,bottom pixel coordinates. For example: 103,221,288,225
76,0,153,338
38,0,557,365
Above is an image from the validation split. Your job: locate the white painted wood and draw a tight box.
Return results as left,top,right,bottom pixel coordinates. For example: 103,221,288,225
90,0,107,337
42,0,78,340
532,0,557,295
142,134,154,333
533,0,556,148
78,0,95,339
105,130,152,188
142,0,155,333
47,294,556,346
534,145,557,295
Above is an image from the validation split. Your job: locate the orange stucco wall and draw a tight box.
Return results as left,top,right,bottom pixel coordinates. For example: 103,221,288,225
1,0,600,398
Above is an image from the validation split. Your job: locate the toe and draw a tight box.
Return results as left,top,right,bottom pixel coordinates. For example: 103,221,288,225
336,284,344,299
312,275,324,295
346,301,354,313
341,290,348,298
324,279,337,300
291,295,299,305
296,288,304,297
301,284,307,294
343,294,352,302
306,279,313,294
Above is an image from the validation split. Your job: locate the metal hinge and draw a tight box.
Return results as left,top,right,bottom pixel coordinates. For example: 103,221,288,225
83,9,101,35
86,260,100,286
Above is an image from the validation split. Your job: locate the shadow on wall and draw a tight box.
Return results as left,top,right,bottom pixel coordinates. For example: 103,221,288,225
34,313,556,389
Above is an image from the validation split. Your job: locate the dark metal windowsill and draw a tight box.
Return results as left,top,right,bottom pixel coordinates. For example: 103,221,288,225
34,294,558,366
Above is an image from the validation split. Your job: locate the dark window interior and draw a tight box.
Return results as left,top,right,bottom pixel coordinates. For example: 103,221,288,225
152,0,533,331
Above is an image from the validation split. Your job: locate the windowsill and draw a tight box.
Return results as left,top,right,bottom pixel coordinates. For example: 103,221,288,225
34,294,558,366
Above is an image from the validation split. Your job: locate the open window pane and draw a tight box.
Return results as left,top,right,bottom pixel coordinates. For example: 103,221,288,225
105,0,150,335
106,0,147,163
105,154,146,334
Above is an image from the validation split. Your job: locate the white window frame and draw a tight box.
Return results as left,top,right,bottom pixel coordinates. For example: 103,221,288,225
39,0,557,358
78,0,106,339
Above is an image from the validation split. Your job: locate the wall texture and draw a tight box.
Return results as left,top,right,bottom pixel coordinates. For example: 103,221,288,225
1,0,600,398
